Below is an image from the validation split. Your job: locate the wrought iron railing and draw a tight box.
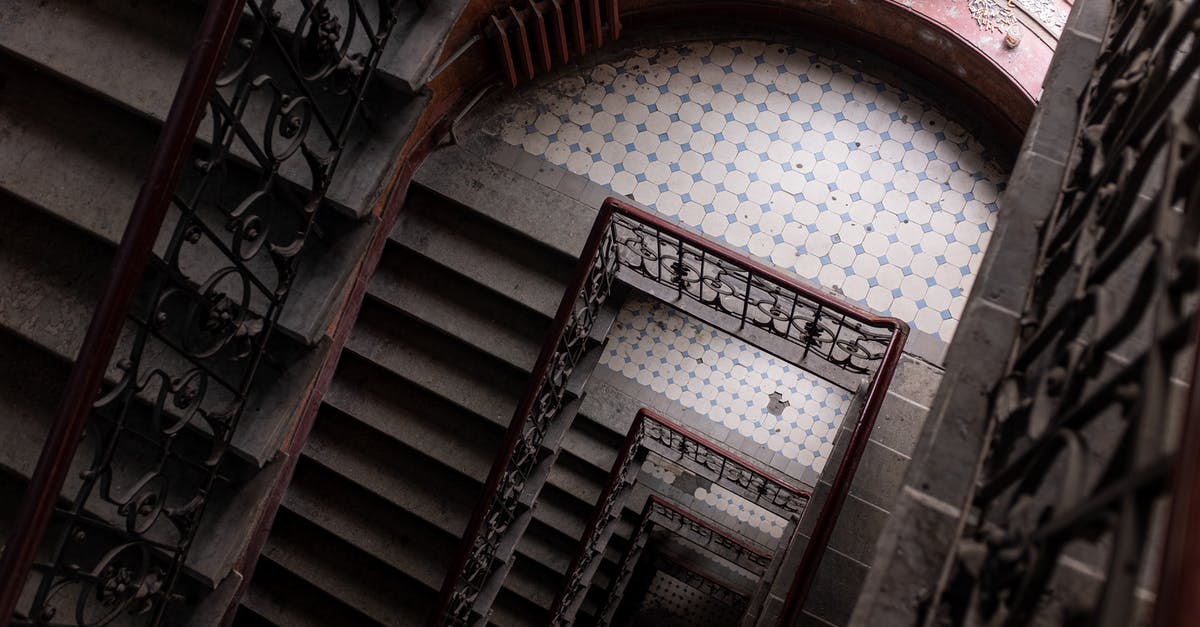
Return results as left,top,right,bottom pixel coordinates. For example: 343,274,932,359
594,495,772,626
650,552,753,614
438,196,907,625
920,1,1200,626
610,213,893,377
431,200,622,625
0,1,406,624
549,408,810,625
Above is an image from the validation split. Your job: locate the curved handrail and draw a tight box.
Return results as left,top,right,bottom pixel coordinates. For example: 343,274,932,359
550,407,811,624
434,196,908,626
0,0,248,619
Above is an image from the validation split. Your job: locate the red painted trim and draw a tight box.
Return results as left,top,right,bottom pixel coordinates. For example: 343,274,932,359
0,1,249,621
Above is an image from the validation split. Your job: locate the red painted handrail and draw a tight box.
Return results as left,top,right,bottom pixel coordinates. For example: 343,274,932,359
0,1,248,621
436,196,908,626
550,407,811,623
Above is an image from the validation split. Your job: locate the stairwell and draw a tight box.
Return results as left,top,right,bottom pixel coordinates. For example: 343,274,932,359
0,3,942,625
0,0,457,623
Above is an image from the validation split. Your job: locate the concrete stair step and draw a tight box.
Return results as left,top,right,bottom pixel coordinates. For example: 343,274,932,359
375,0,471,94
545,450,607,509
489,587,546,627
344,298,527,428
368,243,547,373
238,560,378,627
299,410,481,540
560,413,626,475
414,143,599,259
280,461,458,592
324,353,504,481
394,188,572,320
258,514,429,626
501,556,556,621
0,0,428,218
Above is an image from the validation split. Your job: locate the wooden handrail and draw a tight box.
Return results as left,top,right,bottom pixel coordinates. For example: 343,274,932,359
437,195,908,626
550,407,812,623
0,1,248,621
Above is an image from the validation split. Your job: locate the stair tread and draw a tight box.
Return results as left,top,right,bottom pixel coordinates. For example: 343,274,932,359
324,355,502,481
344,300,526,428
261,520,429,626
240,572,373,627
280,464,455,592
414,143,599,259
393,194,569,320
299,414,481,541
368,244,546,373
503,555,557,614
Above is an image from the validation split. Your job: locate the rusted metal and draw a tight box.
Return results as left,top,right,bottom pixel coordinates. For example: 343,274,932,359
1,0,410,623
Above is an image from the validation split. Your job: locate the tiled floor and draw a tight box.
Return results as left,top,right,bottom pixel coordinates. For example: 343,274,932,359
600,296,850,476
694,484,788,540
488,40,1008,340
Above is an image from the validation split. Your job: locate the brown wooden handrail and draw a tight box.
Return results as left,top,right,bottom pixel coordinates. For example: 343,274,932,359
550,407,812,624
430,200,622,625
0,1,248,621
435,195,908,626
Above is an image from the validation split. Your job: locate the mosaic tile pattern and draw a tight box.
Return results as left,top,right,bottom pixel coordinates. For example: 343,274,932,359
490,40,1007,340
642,458,679,485
600,296,850,475
695,485,787,539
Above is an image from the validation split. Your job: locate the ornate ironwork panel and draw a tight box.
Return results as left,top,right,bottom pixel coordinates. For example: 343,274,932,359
935,1,1200,626
443,224,620,625
646,498,772,576
12,1,406,624
550,408,805,625
640,415,809,517
610,213,893,375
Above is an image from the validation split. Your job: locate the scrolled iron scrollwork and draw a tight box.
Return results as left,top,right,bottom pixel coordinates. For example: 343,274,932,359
932,1,1200,625
14,1,405,624
443,218,619,625
610,213,892,374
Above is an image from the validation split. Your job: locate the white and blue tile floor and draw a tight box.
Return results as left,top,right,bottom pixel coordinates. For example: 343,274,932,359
599,295,851,479
487,39,1008,341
